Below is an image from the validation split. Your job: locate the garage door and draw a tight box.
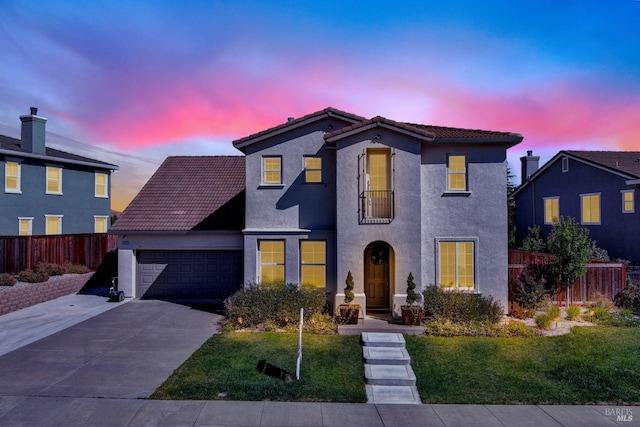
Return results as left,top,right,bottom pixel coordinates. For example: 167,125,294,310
137,250,243,301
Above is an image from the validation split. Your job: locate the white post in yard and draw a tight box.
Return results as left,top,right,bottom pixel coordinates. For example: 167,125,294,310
296,308,303,380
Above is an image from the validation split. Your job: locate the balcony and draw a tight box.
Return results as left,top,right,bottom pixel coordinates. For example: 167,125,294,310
360,190,394,224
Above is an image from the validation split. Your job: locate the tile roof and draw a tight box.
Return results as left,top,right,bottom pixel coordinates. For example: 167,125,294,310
0,134,118,169
111,156,245,232
324,116,436,141
564,151,640,179
232,107,365,148
407,124,522,140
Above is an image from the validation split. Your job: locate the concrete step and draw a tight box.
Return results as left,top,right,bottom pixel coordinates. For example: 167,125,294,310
364,364,416,386
362,346,410,365
366,385,422,404
361,332,405,348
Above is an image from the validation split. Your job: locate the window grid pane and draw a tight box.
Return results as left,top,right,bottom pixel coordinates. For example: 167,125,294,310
447,155,467,191
304,157,322,183
545,198,559,224
263,157,281,184
47,167,61,193
367,151,389,191
95,173,107,197
623,191,634,213
6,162,19,191
46,217,60,235
260,241,285,283
95,217,107,233
582,194,600,224
439,241,475,289
301,241,326,287
19,219,31,236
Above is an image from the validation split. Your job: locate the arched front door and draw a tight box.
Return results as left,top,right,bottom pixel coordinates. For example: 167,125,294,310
364,241,391,309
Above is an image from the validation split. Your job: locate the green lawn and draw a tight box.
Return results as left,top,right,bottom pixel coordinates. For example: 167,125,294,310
152,332,367,402
153,327,640,404
406,327,640,404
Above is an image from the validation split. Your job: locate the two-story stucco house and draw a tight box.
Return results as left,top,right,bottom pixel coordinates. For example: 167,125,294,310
513,150,640,265
113,107,522,316
0,108,119,236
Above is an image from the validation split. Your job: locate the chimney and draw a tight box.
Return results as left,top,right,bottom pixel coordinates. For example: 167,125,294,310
520,150,539,184
19,107,47,155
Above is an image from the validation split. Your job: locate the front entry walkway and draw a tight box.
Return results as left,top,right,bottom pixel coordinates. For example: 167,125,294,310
338,314,425,335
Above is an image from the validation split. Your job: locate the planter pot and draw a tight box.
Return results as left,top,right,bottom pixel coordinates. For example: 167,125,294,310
401,306,423,326
337,305,360,325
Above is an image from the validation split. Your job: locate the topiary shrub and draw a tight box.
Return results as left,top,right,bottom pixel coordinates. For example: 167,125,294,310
224,281,329,331
343,271,355,305
422,285,503,324
18,269,50,283
0,273,17,286
37,263,65,277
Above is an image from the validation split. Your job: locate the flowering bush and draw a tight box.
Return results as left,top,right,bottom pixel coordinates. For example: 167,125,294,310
0,273,17,286
614,278,640,314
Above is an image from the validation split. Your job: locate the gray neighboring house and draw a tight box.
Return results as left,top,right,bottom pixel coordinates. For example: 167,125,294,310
0,108,118,236
114,107,522,315
513,150,640,265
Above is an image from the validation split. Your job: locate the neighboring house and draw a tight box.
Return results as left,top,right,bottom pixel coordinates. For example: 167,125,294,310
0,108,119,236
513,150,640,265
113,107,522,314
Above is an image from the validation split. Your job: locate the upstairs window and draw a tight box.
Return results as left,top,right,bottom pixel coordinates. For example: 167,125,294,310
581,193,601,225
360,148,393,223
259,240,285,283
262,156,282,185
447,154,467,191
95,173,108,197
544,197,560,224
5,161,21,193
45,215,62,235
622,190,635,213
300,241,326,287
46,166,62,194
304,157,322,183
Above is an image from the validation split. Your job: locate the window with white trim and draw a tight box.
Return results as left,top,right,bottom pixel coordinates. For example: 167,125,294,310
300,240,326,287
438,240,475,290
259,240,285,283
95,172,108,198
262,156,282,185
45,215,63,235
94,216,109,233
562,157,569,173
5,161,21,193
46,166,62,194
544,197,560,224
18,217,33,236
581,193,601,225
447,154,467,191
622,190,634,213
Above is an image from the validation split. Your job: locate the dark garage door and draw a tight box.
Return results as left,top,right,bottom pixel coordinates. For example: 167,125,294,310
137,250,243,301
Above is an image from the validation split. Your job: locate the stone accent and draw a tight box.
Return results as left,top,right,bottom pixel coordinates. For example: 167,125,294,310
0,273,92,316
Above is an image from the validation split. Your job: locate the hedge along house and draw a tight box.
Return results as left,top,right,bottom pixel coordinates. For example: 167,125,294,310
113,107,522,316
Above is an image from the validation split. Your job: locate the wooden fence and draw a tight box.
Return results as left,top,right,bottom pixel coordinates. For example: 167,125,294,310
508,249,626,304
0,233,118,274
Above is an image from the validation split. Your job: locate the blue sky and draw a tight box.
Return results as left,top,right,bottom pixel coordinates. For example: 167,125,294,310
1,0,639,210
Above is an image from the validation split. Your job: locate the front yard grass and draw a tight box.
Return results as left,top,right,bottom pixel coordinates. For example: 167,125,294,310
153,327,640,404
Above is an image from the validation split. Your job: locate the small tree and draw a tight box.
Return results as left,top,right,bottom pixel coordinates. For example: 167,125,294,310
519,225,546,253
406,272,419,306
344,270,355,305
547,216,590,305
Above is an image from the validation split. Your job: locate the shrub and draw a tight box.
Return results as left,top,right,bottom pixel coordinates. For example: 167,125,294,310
514,263,556,309
613,278,640,314
18,269,50,283
587,292,616,311
584,307,610,323
423,319,539,337
546,305,561,320
422,286,503,324
37,262,65,276
225,282,329,331
535,313,552,330
0,273,17,286
508,302,534,319
620,308,633,318
62,263,91,274
303,312,338,335
565,305,581,320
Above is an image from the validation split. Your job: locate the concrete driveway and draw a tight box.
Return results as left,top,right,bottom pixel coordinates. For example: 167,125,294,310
0,300,223,399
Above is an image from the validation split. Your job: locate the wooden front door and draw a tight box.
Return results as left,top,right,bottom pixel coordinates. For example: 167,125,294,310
365,243,389,308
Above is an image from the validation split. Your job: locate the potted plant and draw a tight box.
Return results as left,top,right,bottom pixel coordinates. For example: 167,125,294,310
401,272,423,325
336,271,360,324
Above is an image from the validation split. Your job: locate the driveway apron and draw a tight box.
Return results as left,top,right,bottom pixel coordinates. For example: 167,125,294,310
0,300,222,399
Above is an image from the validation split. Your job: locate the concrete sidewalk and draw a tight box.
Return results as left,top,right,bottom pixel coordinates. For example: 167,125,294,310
0,397,635,426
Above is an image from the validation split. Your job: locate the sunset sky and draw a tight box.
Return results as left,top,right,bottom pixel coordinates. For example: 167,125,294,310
1,1,639,212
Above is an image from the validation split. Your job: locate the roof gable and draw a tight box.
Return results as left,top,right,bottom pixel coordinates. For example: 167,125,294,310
324,116,435,143
111,156,245,232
